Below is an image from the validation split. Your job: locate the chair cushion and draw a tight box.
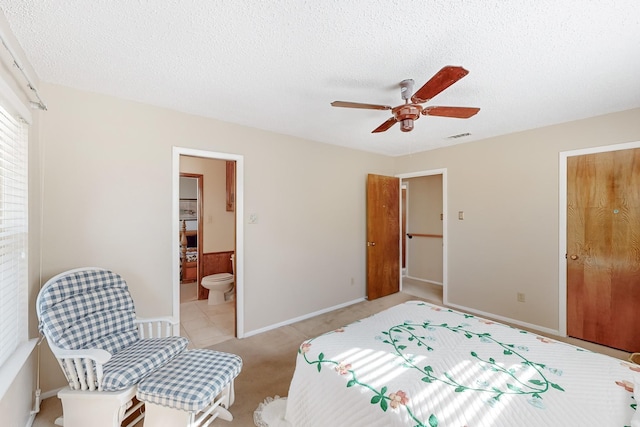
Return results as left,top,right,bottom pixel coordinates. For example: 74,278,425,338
101,336,189,391
137,349,243,412
38,268,139,354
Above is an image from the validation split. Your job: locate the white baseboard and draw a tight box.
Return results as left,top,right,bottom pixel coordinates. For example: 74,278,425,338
404,275,443,286
25,388,62,427
25,413,36,427
243,297,560,342
40,387,63,400
446,301,560,337
243,297,366,338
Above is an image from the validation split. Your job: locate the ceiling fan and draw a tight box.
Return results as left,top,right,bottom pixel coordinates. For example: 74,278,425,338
331,66,480,133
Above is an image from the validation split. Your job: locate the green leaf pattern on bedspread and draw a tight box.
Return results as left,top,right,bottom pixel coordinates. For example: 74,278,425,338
298,304,569,427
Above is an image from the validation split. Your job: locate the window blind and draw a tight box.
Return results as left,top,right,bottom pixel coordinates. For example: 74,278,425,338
0,102,28,368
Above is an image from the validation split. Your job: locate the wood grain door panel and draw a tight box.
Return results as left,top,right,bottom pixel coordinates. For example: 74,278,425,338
567,148,640,352
367,174,400,300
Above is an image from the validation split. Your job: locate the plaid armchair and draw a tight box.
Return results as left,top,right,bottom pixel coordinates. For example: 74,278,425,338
36,267,189,427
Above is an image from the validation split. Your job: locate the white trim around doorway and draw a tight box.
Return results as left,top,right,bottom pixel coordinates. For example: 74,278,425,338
396,168,448,304
558,140,640,337
172,147,245,338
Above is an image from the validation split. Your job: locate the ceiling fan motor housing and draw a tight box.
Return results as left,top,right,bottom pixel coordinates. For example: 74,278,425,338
393,104,422,132
400,79,415,100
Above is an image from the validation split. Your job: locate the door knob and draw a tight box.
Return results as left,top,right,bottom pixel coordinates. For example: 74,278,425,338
570,254,578,260
367,242,376,247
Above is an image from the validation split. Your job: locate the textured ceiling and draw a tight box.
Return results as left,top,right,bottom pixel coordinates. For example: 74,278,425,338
1,1,639,156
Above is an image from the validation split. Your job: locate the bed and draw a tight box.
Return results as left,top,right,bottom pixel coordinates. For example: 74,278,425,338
285,300,638,426
180,220,198,283
184,248,198,263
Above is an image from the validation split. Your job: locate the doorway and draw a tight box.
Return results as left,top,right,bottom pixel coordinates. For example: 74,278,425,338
397,169,447,303
172,147,245,340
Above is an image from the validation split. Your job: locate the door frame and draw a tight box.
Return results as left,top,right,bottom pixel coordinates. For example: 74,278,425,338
179,173,203,288
401,182,407,276
172,147,245,338
558,140,640,337
396,168,448,303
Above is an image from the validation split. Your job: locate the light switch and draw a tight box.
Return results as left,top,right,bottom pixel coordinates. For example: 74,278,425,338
458,211,464,220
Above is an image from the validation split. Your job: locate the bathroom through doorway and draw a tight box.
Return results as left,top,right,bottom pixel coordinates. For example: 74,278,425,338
172,147,245,345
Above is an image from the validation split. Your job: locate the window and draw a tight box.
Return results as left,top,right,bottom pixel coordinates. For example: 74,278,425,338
0,100,28,368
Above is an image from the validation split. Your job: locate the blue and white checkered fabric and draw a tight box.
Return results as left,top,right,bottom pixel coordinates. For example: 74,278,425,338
38,268,138,354
38,267,190,392
102,336,189,391
137,349,243,412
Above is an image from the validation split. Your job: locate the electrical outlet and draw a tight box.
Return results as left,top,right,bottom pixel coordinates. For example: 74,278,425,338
517,292,526,303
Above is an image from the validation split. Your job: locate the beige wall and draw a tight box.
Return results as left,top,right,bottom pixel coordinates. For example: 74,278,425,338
180,157,235,253
404,175,443,283
37,83,394,392
394,108,640,330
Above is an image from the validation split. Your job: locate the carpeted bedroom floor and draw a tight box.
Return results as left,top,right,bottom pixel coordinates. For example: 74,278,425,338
32,283,629,426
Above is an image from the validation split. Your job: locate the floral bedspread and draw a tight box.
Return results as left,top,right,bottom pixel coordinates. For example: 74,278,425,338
285,301,638,426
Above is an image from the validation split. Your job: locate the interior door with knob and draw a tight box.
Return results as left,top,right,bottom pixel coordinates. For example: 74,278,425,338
366,174,400,300
566,148,640,352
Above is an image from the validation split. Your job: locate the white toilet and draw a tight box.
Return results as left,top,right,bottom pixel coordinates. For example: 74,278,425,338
201,254,235,305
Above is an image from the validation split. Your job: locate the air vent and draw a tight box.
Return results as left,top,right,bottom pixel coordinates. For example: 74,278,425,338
447,132,471,139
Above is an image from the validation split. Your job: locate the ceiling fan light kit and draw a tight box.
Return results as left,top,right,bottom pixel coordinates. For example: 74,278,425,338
331,65,480,134
400,119,414,132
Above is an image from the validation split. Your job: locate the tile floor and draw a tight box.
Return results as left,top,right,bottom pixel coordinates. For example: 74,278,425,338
179,282,236,348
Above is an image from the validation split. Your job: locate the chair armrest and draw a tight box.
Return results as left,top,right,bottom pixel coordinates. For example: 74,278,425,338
135,316,179,338
47,339,112,391
48,339,111,364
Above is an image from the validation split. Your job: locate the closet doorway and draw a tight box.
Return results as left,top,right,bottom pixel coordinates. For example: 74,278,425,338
173,147,245,342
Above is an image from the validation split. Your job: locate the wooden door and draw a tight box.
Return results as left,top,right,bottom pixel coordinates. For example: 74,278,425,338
567,148,640,352
367,174,400,300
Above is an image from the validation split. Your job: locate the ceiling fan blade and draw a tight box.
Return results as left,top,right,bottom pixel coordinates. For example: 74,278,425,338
422,106,480,119
372,117,397,133
411,66,469,103
331,101,392,111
